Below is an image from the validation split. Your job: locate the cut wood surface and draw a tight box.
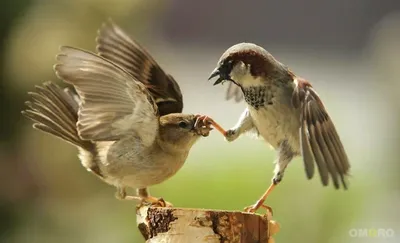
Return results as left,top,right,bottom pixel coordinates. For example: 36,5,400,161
136,206,280,243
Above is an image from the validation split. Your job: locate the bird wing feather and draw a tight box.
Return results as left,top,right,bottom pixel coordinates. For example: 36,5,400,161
54,46,159,147
96,20,183,116
293,78,350,189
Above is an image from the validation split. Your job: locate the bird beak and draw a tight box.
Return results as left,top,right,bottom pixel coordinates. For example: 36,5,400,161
208,67,224,86
208,68,220,80
208,66,235,86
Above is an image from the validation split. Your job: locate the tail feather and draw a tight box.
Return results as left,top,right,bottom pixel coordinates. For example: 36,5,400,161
24,100,79,145
22,82,92,150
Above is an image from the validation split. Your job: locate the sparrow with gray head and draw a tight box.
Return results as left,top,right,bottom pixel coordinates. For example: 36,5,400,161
22,23,213,206
207,43,350,213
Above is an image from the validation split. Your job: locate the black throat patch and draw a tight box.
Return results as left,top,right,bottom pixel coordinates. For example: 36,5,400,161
243,86,273,109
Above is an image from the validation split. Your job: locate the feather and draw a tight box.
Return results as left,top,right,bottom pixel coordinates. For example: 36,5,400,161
96,19,183,115
54,46,159,147
294,78,350,189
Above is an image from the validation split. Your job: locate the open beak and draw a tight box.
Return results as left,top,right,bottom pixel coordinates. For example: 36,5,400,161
208,66,234,85
208,67,225,85
208,68,220,80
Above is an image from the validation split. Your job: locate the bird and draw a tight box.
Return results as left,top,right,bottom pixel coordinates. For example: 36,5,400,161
206,42,350,213
22,24,214,206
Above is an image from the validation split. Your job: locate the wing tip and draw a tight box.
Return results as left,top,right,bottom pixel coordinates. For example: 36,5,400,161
97,18,116,37
53,64,63,79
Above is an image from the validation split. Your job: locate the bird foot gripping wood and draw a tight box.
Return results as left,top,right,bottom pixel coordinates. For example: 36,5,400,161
116,188,173,208
244,204,274,215
118,194,173,208
137,196,174,209
244,183,276,213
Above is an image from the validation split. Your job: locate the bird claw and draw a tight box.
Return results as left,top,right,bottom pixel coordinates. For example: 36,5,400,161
195,115,227,136
116,190,173,209
149,197,173,207
194,115,213,137
244,202,273,215
137,196,173,208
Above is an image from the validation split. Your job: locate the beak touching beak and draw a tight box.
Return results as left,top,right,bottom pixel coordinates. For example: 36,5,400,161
208,67,225,86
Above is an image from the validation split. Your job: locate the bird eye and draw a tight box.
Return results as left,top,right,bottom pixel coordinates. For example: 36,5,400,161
178,121,188,128
225,60,235,71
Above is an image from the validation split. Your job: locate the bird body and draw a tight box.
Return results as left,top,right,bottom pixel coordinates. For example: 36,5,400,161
208,42,350,212
23,21,212,205
226,68,302,180
81,129,193,189
241,82,301,150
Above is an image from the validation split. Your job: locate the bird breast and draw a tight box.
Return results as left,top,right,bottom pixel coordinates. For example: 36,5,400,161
94,137,189,189
245,84,301,151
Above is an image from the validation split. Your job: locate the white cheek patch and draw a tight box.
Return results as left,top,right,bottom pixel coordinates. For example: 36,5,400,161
230,63,247,81
230,63,263,88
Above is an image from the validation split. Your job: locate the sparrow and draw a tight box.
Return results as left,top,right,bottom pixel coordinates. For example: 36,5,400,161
207,43,350,213
22,32,213,206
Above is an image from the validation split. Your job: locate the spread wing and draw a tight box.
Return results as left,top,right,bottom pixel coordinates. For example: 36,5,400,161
96,20,183,116
292,78,350,189
54,46,159,147
225,82,244,102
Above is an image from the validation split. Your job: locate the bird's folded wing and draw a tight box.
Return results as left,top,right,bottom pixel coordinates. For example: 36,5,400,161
292,78,350,189
54,46,159,147
96,20,183,116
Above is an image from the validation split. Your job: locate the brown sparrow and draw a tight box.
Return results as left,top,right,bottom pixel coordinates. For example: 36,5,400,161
207,43,350,213
22,42,213,206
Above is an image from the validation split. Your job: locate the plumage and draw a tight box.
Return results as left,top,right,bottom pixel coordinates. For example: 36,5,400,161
96,20,183,116
54,46,159,146
22,23,212,206
294,78,349,188
208,42,350,212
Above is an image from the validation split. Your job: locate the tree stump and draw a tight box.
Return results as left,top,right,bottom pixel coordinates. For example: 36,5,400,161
136,206,280,243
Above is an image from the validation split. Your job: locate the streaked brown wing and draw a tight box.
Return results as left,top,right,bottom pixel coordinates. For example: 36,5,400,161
96,20,183,115
293,78,350,189
54,46,159,147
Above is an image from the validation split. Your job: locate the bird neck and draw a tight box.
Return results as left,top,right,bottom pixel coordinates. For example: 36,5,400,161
232,72,265,89
155,135,195,156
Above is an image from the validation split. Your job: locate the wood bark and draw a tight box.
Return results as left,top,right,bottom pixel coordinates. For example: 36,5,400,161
136,206,279,243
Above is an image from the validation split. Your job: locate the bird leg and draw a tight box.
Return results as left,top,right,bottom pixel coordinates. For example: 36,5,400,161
245,141,294,213
244,183,277,213
137,188,173,207
115,187,173,207
195,109,256,141
244,168,287,213
195,115,227,136
115,187,142,201
225,108,255,142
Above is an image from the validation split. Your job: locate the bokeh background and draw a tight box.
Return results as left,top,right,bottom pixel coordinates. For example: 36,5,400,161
1,0,400,242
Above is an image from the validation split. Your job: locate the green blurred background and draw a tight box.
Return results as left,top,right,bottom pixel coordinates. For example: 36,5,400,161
1,0,400,242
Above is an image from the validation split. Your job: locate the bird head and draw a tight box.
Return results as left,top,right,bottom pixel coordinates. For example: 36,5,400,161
158,114,212,152
208,43,286,88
